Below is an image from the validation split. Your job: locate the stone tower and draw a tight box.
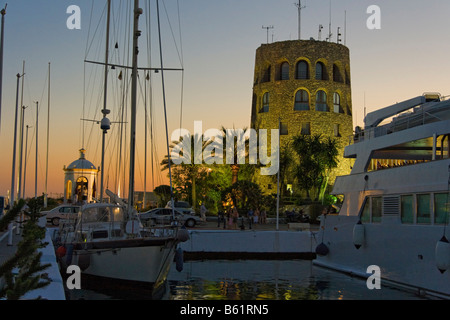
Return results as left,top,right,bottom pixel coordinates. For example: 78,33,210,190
250,40,353,194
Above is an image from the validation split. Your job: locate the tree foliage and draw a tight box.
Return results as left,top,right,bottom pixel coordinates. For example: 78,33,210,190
0,198,50,300
292,134,339,201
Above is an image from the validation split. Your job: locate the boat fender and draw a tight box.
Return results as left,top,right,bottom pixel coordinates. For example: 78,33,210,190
56,246,67,258
125,220,141,236
435,236,450,274
353,221,365,249
175,248,184,272
65,244,74,265
77,252,91,271
315,242,329,256
177,226,190,242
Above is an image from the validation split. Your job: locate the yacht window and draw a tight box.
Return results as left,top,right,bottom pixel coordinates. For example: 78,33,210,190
360,198,370,223
372,197,382,223
92,230,108,239
434,193,449,225
112,207,125,223
97,207,110,222
417,194,431,224
401,195,414,224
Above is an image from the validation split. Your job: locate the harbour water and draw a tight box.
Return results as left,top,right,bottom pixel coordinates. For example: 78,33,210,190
68,259,427,300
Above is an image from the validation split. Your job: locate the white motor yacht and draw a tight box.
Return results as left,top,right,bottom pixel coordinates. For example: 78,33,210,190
314,93,450,299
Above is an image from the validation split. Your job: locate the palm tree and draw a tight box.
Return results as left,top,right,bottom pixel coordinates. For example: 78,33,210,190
317,136,339,201
270,142,295,199
292,134,339,201
160,133,211,210
219,126,250,185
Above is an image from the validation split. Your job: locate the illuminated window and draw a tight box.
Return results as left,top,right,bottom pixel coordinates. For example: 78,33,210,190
294,90,309,111
66,180,72,201
333,92,342,113
316,90,328,112
296,60,309,79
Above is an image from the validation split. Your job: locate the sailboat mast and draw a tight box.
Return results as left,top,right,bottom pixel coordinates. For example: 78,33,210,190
35,101,38,199
127,0,142,210
0,6,6,134
100,0,111,203
44,62,50,208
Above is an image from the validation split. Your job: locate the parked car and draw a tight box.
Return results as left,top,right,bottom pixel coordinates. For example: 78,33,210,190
41,205,81,226
139,207,201,228
165,201,196,215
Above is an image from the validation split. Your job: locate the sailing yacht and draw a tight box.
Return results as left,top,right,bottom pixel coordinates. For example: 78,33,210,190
314,93,450,299
54,0,188,293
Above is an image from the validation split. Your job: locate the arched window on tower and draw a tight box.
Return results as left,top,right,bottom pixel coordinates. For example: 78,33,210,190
333,64,343,83
260,92,270,113
316,62,327,80
294,89,310,111
316,90,328,112
262,65,271,83
280,62,289,80
66,180,72,203
296,60,309,79
333,92,343,113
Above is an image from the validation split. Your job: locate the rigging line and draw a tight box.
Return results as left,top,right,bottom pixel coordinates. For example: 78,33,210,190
162,0,183,66
84,0,95,59
157,0,175,205
176,0,184,135
85,2,107,60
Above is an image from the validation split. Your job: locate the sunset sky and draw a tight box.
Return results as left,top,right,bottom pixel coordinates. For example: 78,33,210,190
0,0,449,200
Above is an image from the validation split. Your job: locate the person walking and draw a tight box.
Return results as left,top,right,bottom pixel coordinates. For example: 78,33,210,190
260,208,267,224
217,209,224,228
254,207,260,224
232,206,239,229
247,208,254,229
200,203,207,222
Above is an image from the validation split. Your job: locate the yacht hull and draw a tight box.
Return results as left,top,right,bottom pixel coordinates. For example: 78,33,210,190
314,215,450,298
65,238,178,290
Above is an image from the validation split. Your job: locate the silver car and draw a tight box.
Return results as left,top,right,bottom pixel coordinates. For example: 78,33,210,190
42,205,81,226
139,208,201,228
165,201,196,215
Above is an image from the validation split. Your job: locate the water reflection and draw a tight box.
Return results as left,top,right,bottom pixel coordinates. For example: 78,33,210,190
69,260,426,300
167,260,424,300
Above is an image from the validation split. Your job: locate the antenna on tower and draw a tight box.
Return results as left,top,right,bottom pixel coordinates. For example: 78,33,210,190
328,0,333,42
294,0,306,40
262,25,274,44
337,27,342,44
344,10,347,45
318,24,323,41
